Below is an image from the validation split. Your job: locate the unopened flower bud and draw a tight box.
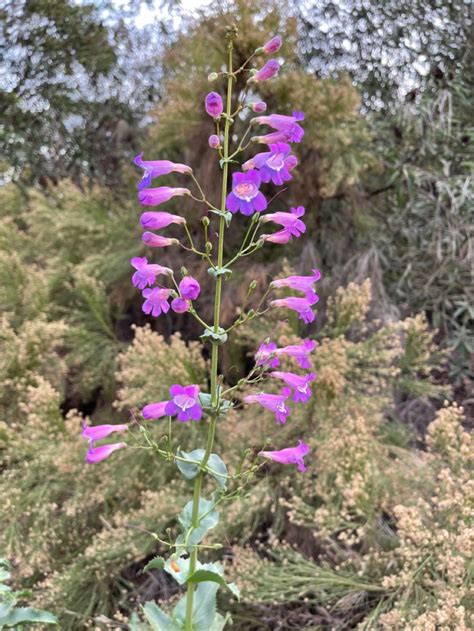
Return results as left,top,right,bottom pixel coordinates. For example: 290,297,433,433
252,59,280,82
180,266,188,277
249,280,258,291
205,92,223,118
263,36,282,54
208,72,218,82
201,216,210,227
251,101,267,113
205,241,212,253
208,134,220,149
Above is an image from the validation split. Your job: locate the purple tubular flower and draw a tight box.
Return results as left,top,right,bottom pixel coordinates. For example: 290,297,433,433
142,232,178,248
165,384,202,422
262,36,282,54
253,59,280,82
271,269,321,301
261,229,293,244
134,153,192,190
140,212,185,230
208,134,220,148
259,440,309,472
243,143,295,186
253,111,305,144
252,101,267,113
260,206,306,238
226,170,267,216
205,92,223,118
179,276,200,300
275,339,317,369
255,112,305,128
171,297,190,313
131,257,172,289
142,287,171,317
255,341,279,368
86,442,127,464
244,388,291,424
82,423,128,442
271,371,316,403
138,187,190,207
142,400,170,420
270,295,319,324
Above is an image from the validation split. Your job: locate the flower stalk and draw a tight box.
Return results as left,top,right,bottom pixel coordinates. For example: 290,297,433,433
82,26,318,629
184,36,235,630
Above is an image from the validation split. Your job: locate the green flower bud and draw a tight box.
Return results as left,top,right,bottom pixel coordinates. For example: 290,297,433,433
208,72,218,82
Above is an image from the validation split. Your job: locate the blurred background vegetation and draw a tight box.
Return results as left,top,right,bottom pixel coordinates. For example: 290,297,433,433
0,0,472,629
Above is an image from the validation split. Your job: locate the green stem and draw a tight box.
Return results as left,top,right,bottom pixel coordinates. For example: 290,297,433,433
184,39,234,631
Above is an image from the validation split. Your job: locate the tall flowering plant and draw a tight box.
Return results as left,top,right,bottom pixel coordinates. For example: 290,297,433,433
83,28,319,629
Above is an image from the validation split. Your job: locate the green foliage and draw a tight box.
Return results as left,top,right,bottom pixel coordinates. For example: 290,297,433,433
0,559,57,629
373,74,473,383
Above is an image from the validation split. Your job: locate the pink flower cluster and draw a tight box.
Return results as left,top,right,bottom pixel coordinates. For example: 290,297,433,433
82,383,204,463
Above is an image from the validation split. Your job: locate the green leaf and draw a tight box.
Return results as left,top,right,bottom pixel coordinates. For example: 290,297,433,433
172,582,219,631
164,556,190,585
141,602,173,631
143,556,166,573
206,454,228,488
188,570,240,599
178,498,219,547
0,603,13,619
200,328,228,345
176,450,228,488
198,393,212,408
0,570,11,582
207,267,232,280
0,607,57,627
176,449,205,481
210,613,232,630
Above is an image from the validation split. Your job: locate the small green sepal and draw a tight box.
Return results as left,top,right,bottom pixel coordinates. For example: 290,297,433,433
200,327,228,345
207,266,232,280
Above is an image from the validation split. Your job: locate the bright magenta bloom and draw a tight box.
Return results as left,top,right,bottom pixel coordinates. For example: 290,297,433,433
255,341,279,368
275,339,316,369
271,295,319,323
255,112,305,128
138,187,190,207
226,170,267,216
261,229,294,244
205,92,223,118
134,153,191,190
86,442,127,463
82,423,127,464
259,440,309,472
251,101,267,113
142,232,178,248
271,269,321,301
142,401,169,420
253,59,280,82
260,206,305,237
253,111,305,143
171,297,190,313
262,36,282,54
82,423,128,442
165,384,202,422
271,371,316,403
244,388,291,424
208,134,220,148
179,276,200,300
142,287,171,317
131,257,172,289
243,143,295,186
140,212,185,230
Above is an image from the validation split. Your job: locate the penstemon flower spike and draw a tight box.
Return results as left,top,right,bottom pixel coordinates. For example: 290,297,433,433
82,28,321,629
